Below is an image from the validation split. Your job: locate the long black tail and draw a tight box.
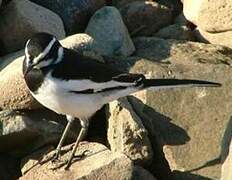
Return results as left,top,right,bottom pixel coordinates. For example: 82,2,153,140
143,79,221,89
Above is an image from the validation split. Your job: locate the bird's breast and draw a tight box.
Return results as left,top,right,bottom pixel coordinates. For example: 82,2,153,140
24,69,45,92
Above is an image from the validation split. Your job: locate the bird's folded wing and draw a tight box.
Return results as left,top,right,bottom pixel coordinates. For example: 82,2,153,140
51,50,145,92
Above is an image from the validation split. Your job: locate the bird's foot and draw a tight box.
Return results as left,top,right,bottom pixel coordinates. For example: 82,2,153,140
50,150,91,170
39,150,60,165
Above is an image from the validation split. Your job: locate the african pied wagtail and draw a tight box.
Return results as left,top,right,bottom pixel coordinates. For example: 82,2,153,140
23,33,221,169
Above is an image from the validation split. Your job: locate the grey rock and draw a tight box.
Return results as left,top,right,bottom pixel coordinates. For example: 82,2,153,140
174,13,189,25
20,143,135,180
133,166,157,180
0,0,65,54
0,154,22,180
120,1,173,36
155,0,183,16
155,24,195,41
107,37,232,179
85,6,135,56
0,109,79,157
112,0,145,7
0,49,24,70
107,97,153,165
30,0,106,34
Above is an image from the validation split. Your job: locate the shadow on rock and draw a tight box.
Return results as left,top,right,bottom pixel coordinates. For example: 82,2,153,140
124,96,190,180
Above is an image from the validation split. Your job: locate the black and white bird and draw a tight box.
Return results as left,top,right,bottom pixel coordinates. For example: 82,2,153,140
23,33,221,169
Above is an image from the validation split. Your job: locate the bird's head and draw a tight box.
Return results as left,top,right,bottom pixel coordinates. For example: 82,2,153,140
23,32,63,75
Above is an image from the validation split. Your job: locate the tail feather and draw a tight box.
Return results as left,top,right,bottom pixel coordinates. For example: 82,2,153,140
142,79,221,89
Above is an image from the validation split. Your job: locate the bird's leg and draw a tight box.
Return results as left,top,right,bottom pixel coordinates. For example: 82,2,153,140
64,118,89,170
40,116,74,164
52,115,75,161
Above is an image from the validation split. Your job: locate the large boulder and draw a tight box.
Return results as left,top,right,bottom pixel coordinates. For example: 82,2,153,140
30,0,106,34
106,37,232,179
107,97,153,165
221,117,232,180
194,28,232,49
183,0,232,32
183,0,232,48
120,1,173,36
20,142,156,180
154,24,195,41
0,109,79,157
85,6,135,56
0,0,65,54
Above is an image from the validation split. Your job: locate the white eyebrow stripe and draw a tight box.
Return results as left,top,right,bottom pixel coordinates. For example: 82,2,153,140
33,37,57,64
55,47,64,64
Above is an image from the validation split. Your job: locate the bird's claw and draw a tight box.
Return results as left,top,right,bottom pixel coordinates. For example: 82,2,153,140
51,150,91,170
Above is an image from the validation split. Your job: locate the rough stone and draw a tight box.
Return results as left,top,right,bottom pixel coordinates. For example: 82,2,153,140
20,142,137,180
155,0,183,16
107,37,232,179
194,28,232,49
0,34,97,110
0,49,24,70
0,154,22,180
107,97,153,165
133,166,157,180
155,24,195,41
112,0,145,7
0,109,79,157
221,145,232,180
86,6,135,56
174,13,189,25
221,117,232,180
0,0,65,54
30,0,106,34
60,33,94,52
120,1,173,36
183,0,232,32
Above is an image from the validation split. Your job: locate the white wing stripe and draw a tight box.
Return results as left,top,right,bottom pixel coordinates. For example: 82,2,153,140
45,72,136,92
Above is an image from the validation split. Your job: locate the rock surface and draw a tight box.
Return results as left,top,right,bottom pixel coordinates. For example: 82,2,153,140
221,117,232,180
155,24,195,41
112,0,145,8
106,37,232,179
0,154,22,180
0,0,65,54
60,33,94,52
120,1,173,36
0,109,79,157
183,0,232,32
195,28,232,49
20,142,148,180
30,0,106,34
107,97,153,165
85,6,135,56
0,49,24,70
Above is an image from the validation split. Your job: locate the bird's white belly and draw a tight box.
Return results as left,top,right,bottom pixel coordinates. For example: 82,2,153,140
32,80,103,119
